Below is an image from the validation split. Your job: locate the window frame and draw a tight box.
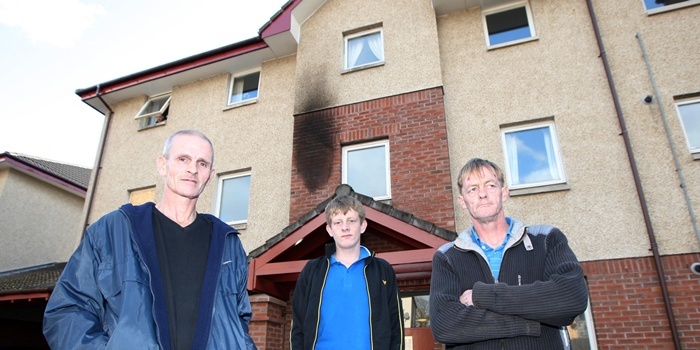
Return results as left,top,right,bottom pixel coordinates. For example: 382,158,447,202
227,69,261,107
342,140,391,201
343,28,385,71
482,1,537,49
134,93,171,129
567,296,599,350
675,98,700,158
215,171,252,227
401,293,432,329
500,120,567,191
643,0,700,15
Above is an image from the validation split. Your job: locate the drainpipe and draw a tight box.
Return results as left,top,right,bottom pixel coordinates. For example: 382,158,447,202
636,32,700,244
81,84,113,239
584,1,681,349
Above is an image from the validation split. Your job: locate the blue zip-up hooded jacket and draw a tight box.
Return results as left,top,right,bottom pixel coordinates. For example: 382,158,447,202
290,243,405,350
43,202,257,350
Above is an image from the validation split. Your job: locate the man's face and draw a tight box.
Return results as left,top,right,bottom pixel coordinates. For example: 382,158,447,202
457,166,509,224
157,134,214,200
326,208,367,251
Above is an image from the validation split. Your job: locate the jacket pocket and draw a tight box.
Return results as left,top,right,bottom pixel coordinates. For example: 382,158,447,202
97,254,149,300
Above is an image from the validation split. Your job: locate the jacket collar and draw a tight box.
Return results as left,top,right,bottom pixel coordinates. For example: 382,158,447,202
454,217,533,252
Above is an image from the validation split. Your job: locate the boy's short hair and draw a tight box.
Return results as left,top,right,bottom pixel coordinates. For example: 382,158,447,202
324,195,366,226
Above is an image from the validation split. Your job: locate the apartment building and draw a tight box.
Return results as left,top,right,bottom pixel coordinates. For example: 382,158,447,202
73,0,700,348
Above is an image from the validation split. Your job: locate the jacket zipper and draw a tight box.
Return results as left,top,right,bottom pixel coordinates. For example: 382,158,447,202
311,259,330,350
206,230,234,349
364,262,373,350
123,209,164,349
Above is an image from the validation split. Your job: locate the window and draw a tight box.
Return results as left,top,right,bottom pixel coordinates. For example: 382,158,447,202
483,2,536,48
134,93,170,129
216,172,251,226
229,71,260,105
501,121,566,189
344,29,384,70
567,299,598,350
401,295,431,328
676,99,700,156
129,186,155,205
643,0,699,12
342,140,391,200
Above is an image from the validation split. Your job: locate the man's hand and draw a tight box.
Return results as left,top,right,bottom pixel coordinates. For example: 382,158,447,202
459,289,473,306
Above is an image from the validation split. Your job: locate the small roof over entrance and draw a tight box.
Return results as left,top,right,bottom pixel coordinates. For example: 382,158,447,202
247,185,457,300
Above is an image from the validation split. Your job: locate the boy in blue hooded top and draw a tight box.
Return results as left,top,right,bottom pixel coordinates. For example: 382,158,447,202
290,195,404,350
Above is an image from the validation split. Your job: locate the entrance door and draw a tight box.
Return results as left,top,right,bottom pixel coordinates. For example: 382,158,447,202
402,295,438,350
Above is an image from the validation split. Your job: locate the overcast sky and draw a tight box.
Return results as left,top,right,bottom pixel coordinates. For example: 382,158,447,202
0,0,288,167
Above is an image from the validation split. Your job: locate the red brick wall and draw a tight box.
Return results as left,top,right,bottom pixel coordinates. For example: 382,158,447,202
253,254,700,350
249,294,287,350
581,253,700,349
290,87,455,230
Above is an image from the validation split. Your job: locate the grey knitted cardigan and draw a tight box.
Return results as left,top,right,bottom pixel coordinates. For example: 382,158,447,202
429,218,588,350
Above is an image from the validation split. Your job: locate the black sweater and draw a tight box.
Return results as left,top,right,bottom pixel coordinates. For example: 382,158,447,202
429,218,588,350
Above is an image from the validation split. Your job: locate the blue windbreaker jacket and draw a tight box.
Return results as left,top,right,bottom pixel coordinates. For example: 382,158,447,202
43,202,257,350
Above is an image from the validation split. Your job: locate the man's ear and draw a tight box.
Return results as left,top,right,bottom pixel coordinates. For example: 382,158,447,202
502,186,510,202
326,224,333,237
457,194,467,209
156,156,167,176
360,219,368,234
208,168,216,182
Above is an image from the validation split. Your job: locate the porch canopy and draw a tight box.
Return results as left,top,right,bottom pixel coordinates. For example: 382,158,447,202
247,185,457,300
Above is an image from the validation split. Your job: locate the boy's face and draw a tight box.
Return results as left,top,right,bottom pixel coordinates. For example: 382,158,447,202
326,208,367,251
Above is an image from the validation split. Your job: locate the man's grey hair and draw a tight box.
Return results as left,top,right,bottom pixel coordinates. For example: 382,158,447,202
162,129,215,166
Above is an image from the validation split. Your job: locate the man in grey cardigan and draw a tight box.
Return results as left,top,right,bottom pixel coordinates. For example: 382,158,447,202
429,158,588,350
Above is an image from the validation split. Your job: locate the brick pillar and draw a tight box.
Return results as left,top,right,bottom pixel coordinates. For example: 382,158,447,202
249,294,287,350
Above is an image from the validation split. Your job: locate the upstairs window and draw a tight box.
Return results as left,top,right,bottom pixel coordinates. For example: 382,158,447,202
483,2,536,48
135,93,170,129
643,0,699,12
216,172,251,226
344,29,384,70
501,120,566,190
342,140,391,200
229,71,260,105
676,99,700,156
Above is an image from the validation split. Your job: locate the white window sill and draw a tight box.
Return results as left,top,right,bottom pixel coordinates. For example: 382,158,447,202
342,61,385,75
508,182,570,197
646,0,700,16
224,98,257,111
692,152,700,161
487,36,539,51
138,121,166,131
233,222,247,231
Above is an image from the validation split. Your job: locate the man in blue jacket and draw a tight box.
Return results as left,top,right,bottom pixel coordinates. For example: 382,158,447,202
43,129,257,350
430,158,588,350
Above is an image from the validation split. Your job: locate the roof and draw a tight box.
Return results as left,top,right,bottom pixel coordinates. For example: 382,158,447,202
249,184,456,259
0,152,91,196
0,263,66,301
5,152,91,188
74,0,491,115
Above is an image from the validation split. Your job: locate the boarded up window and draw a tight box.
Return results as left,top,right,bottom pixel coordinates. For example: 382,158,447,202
129,187,156,205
